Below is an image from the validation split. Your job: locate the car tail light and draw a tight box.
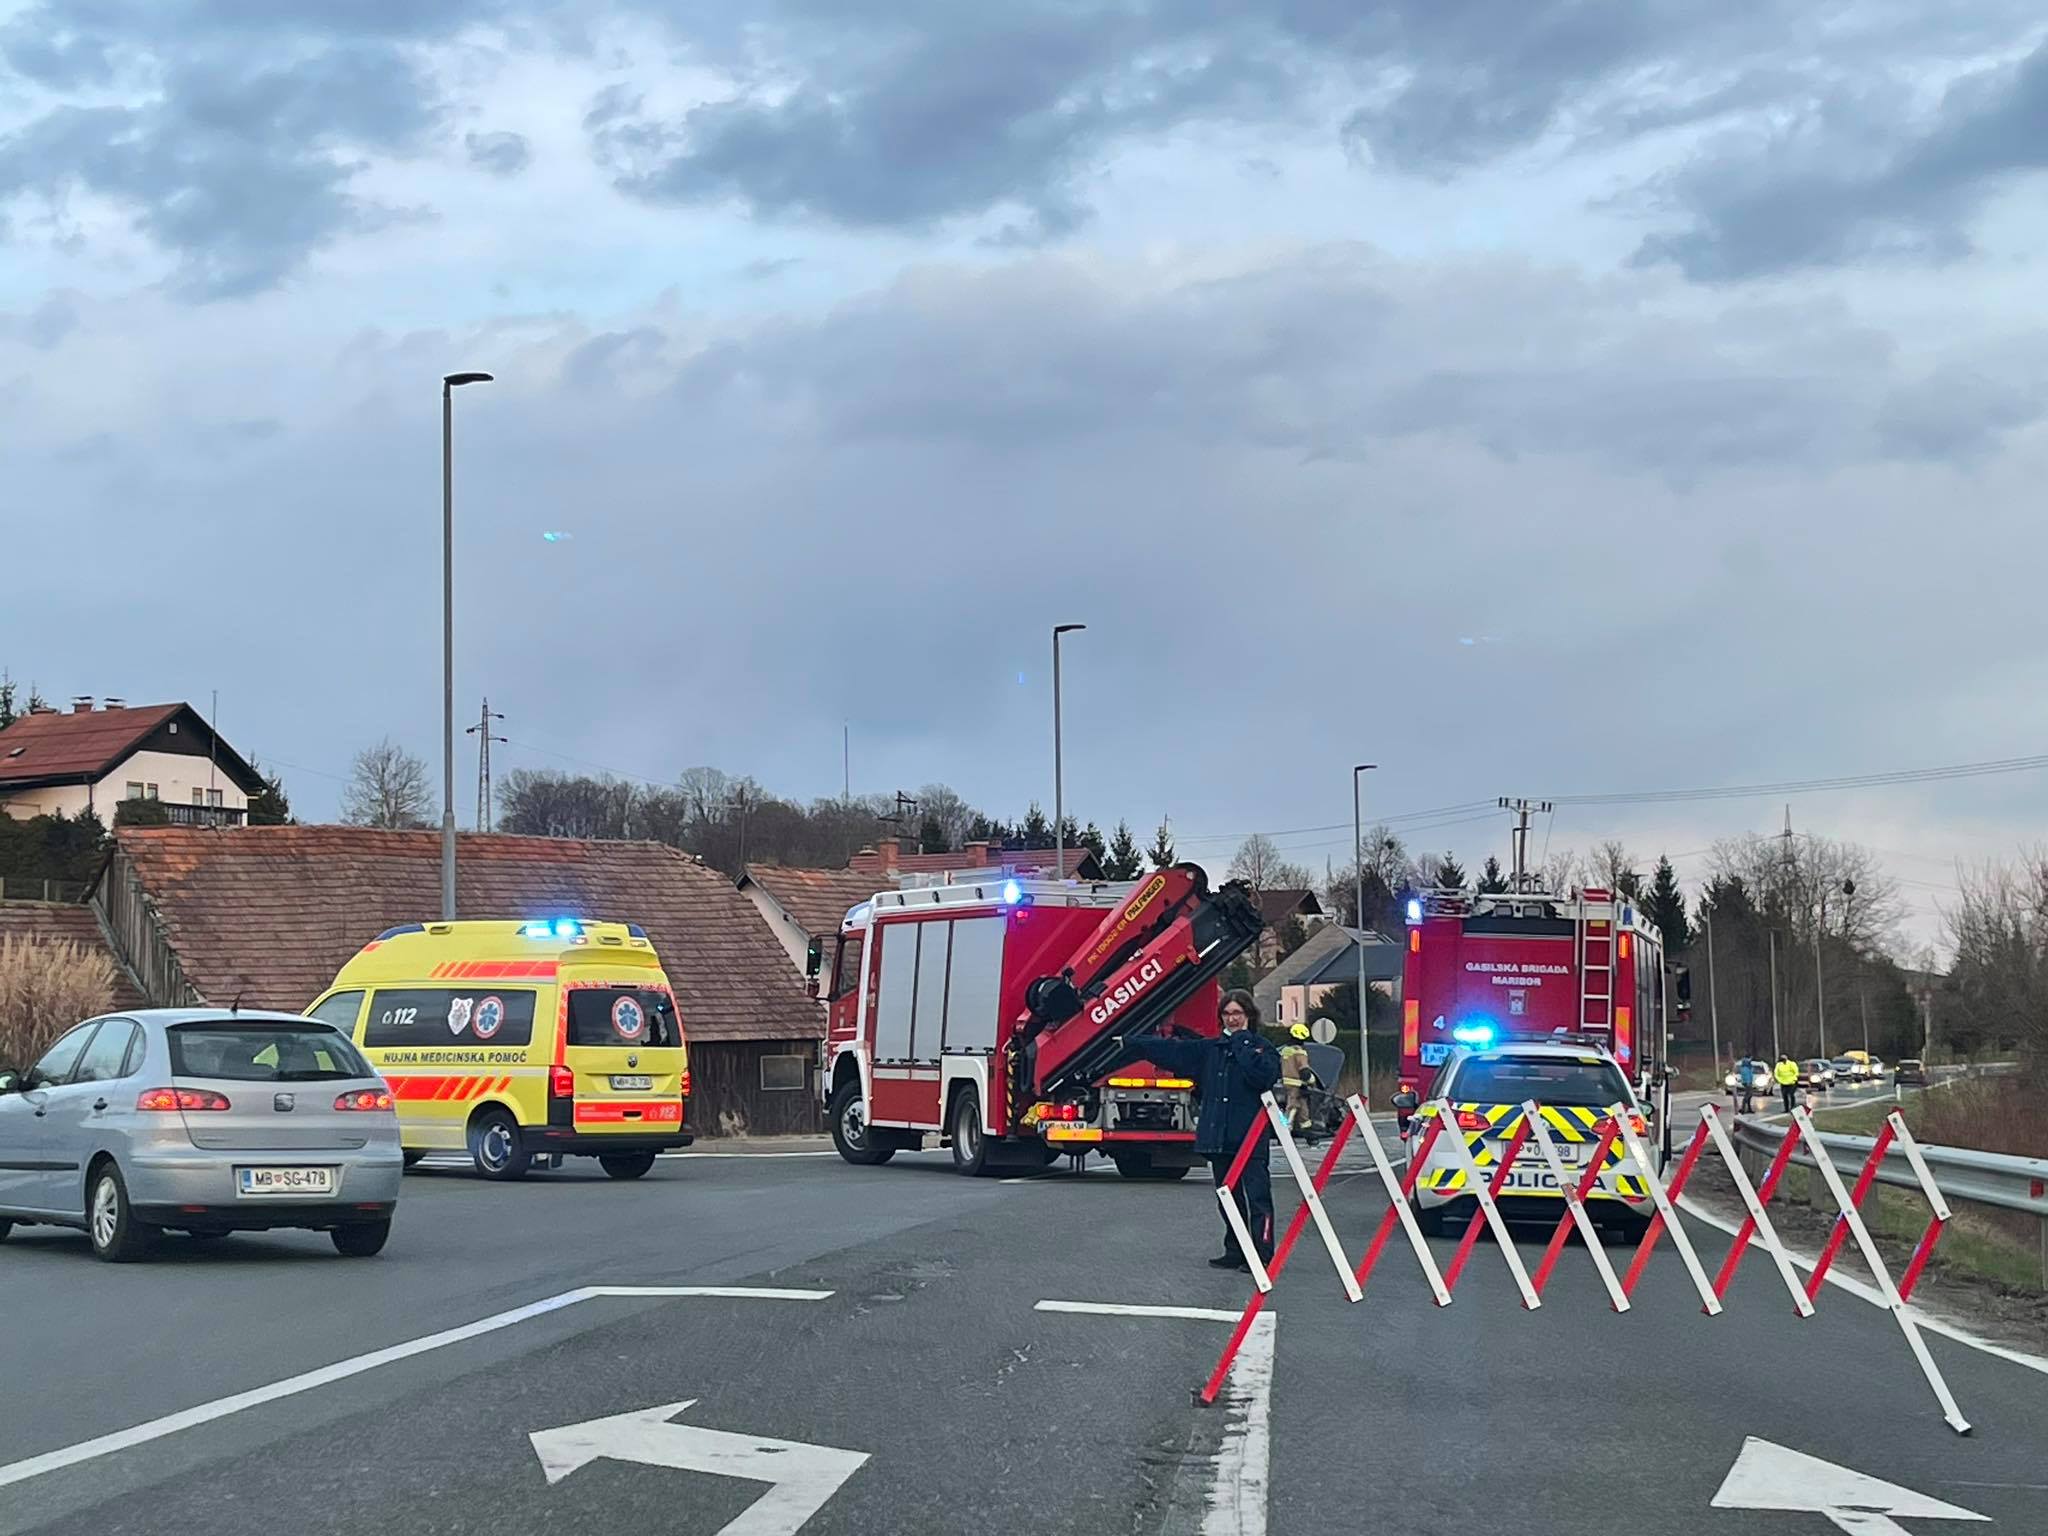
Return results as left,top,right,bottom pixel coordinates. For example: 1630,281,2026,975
679,1067,691,1099
1454,1109,1492,1132
137,1087,231,1112
549,1065,575,1098
334,1089,395,1112
1627,1113,1648,1135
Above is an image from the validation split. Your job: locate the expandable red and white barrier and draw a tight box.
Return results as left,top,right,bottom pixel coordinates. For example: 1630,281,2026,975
1197,1094,1970,1434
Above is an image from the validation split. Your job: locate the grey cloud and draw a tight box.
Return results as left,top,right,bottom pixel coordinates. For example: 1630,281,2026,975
0,46,441,299
466,129,533,176
1634,37,2048,281
1877,358,2048,462
0,294,80,350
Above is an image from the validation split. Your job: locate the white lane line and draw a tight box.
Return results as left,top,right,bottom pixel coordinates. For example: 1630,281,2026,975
1677,1197,2048,1378
0,1285,832,1492
1038,1301,1271,1536
1034,1301,1244,1322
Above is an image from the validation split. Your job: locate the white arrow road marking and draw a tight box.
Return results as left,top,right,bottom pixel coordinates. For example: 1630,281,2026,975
0,1285,831,1492
530,1400,869,1536
1711,1437,1989,1535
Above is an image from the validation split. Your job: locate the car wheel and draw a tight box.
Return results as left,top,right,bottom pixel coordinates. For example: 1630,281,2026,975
599,1152,658,1181
467,1108,529,1181
332,1220,392,1258
1413,1200,1447,1238
828,1080,894,1166
950,1090,990,1177
401,1151,426,1169
88,1163,155,1263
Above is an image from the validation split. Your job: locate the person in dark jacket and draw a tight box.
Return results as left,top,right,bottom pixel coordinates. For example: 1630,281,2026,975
1111,989,1283,1270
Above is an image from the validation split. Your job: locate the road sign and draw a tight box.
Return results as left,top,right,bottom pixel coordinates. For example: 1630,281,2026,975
1309,1017,1337,1045
531,1399,869,1536
1711,1437,1987,1534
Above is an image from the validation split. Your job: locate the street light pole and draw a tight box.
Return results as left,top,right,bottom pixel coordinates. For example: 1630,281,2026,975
1352,763,1377,1101
1704,909,1721,1078
1052,624,1085,879
441,370,493,922
1768,928,1781,1061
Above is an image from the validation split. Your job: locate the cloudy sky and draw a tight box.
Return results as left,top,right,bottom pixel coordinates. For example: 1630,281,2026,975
4,1,2045,941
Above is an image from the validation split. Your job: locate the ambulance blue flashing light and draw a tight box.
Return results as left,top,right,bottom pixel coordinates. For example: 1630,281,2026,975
1001,880,1022,906
522,917,583,940
1451,1020,1497,1046
1405,898,1423,925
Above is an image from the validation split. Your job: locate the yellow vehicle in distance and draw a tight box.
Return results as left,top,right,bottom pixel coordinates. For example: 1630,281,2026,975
307,917,692,1181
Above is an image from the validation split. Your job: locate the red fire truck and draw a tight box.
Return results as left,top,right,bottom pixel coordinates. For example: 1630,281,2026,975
812,864,1265,1179
1397,885,1669,1099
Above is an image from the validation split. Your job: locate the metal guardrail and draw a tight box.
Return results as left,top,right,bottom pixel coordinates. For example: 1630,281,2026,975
1729,1111,2048,1219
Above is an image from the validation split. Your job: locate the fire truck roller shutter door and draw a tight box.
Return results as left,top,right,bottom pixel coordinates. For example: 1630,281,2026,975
874,925,915,1062
911,921,952,1061
941,917,1005,1053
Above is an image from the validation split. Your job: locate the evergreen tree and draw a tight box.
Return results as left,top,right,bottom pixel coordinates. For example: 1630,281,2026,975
1477,855,1508,893
917,813,951,854
1078,821,1107,862
246,761,293,825
1146,818,1176,870
0,672,14,730
1019,803,1052,848
1433,851,1467,889
1104,821,1143,880
1646,855,1691,956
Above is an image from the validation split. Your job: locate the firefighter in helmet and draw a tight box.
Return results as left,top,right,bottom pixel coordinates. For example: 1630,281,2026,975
1280,1023,1314,1137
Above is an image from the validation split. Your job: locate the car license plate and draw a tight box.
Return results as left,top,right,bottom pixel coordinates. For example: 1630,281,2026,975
1419,1043,1451,1067
237,1166,335,1198
611,1075,653,1091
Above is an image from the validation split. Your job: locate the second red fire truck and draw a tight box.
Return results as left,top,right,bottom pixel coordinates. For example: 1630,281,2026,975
1397,884,1669,1102
813,864,1266,1179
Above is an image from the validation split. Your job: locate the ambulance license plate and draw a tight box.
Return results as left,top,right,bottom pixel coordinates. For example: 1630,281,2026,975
237,1166,335,1198
611,1075,653,1091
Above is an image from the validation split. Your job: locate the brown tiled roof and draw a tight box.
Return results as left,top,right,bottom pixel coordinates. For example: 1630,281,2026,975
0,704,182,785
744,864,881,937
0,902,147,1010
111,826,821,1042
1255,888,1322,928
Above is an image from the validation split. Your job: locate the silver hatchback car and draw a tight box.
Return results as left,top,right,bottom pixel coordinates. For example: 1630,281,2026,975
0,1009,403,1262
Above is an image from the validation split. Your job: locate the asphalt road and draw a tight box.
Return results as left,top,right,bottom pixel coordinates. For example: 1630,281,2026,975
0,1102,2041,1536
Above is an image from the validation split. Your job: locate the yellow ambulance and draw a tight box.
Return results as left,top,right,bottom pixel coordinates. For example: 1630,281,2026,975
306,917,693,1181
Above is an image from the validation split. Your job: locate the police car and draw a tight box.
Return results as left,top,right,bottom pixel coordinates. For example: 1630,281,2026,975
1398,1039,1657,1241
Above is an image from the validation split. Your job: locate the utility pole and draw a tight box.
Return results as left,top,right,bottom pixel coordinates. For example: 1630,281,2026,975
1052,623,1086,879
1814,887,1829,1062
1704,908,1721,1076
1353,764,1376,1103
1498,797,1553,892
467,698,506,831
1768,929,1782,1061
842,722,850,803
732,783,754,872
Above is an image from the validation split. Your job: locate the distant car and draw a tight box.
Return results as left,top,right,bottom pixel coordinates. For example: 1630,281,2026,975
0,1010,403,1262
1802,1059,1835,1090
1894,1058,1927,1086
1830,1057,1861,1083
1867,1058,1887,1079
1725,1058,1775,1099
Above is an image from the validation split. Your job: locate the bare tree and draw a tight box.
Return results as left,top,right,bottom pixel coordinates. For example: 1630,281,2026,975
1539,846,1588,896
1593,839,1641,897
1944,850,2047,1078
1707,832,1902,949
1229,833,1312,893
341,738,433,829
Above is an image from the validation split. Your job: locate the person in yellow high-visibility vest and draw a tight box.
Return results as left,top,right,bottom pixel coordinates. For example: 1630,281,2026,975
1280,1024,1313,1135
1773,1054,1801,1114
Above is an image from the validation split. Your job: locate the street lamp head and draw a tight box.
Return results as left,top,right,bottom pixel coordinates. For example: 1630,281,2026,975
444,371,494,389
1353,762,1377,774
1053,623,1086,636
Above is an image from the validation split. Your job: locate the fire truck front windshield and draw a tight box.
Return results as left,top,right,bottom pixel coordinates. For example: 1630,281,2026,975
1450,1055,1632,1109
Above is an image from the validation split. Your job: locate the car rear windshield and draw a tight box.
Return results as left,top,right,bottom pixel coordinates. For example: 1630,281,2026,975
169,1024,374,1082
565,987,680,1049
1451,1056,1631,1108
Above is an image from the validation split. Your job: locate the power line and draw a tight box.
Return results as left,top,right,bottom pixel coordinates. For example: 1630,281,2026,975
1546,753,2048,808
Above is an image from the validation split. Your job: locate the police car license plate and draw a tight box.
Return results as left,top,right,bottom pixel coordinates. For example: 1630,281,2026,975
611,1075,653,1091
237,1166,335,1198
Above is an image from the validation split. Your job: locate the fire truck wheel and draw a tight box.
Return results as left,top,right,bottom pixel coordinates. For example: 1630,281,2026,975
829,1080,895,1166
949,1091,993,1177
1111,1155,1191,1182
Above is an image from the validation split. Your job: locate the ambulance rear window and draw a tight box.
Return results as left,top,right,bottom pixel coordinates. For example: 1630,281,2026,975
1451,1055,1631,1108
566,988,680,1049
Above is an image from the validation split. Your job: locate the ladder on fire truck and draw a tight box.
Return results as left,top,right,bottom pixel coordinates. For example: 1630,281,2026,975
1576,887,1614,1035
